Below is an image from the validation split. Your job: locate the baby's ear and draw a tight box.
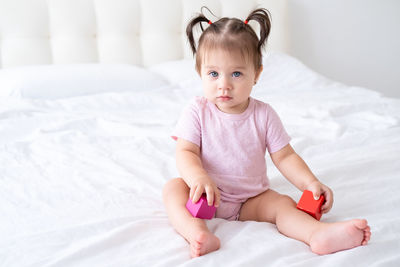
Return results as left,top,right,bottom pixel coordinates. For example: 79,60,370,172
255,65,263,81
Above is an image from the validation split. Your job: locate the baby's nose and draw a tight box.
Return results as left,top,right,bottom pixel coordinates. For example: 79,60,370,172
218,76,232,90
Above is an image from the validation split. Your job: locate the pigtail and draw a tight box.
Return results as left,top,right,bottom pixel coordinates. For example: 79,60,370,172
245,8,272,51
186,14,210,55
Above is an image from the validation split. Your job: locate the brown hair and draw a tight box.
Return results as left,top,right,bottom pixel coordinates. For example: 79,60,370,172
186,8,271,73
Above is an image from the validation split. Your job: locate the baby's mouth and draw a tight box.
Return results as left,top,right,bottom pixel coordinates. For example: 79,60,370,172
218,96,232,101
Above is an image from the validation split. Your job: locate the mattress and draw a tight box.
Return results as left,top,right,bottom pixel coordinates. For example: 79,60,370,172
1,52,399,266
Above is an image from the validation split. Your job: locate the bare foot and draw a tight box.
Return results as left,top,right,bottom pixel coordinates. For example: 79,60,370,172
189,231,220,258
310,219,371,255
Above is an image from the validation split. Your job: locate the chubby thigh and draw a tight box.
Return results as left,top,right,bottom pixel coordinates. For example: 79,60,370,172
238,189,297,223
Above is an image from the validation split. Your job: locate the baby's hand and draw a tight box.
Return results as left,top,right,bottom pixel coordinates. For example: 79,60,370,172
190,176,220,207
306,181,333,213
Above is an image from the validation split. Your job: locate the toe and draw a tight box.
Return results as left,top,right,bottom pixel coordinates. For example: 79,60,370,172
194,248,201,257
354,219,368,229
190,250,197,258
365,234,371,242
190,243,200,258
196,232,207,243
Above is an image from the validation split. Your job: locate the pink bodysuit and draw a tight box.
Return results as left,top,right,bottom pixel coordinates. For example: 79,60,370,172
172,96,291,220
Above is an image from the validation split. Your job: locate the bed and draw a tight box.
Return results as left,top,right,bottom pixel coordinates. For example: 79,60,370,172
1,1,400,266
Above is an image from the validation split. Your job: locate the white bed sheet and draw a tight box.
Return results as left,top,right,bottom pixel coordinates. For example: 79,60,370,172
1,52,399,266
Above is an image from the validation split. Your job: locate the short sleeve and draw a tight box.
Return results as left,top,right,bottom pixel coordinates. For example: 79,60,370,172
265,105,291,154
171,98,201,147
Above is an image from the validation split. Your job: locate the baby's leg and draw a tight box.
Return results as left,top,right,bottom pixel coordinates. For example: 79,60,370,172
239,189,371,255
163,178,220,257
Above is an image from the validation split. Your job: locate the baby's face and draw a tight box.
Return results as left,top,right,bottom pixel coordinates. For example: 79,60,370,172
200,49,262,114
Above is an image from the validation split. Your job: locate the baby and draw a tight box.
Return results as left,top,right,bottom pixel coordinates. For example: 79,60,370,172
163,8,371,258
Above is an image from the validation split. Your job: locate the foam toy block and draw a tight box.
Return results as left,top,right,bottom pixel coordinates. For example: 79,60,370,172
186,194,216,220
296,190,325,221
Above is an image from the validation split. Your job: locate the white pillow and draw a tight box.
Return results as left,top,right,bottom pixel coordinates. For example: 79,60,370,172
0,64,169,99
149,59,200,85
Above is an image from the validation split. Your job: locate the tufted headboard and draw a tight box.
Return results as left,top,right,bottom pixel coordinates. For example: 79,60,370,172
0,0,288,68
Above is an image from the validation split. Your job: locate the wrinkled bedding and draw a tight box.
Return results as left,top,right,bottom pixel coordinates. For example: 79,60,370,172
1,52,399,266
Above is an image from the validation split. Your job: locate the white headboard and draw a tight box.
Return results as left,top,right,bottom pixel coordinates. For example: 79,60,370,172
0,0,288,68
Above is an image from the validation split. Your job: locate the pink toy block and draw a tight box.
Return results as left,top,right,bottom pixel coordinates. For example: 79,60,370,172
296,190,325,221
186,194,216,220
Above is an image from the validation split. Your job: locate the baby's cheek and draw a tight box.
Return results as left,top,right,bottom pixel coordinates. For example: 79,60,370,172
203,93,216,103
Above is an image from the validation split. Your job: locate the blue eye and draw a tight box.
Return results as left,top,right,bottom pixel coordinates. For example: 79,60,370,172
209,71,218,78
232,71,241,77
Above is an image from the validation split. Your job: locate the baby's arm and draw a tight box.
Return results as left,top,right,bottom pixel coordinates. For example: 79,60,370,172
176,138,220,207
270,144,333,213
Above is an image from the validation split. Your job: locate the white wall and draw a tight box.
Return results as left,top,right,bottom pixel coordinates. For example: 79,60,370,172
286,0,400,98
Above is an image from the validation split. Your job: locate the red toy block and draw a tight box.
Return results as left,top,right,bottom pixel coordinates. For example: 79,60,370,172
296,190,325,221
186,194,216,220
